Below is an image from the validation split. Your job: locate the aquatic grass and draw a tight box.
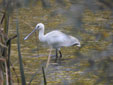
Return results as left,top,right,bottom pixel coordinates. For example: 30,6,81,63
16,19,26,85
42,66,47,85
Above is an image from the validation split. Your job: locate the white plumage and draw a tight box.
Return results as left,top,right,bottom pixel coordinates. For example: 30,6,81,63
44,30,80,48
24,23,80,62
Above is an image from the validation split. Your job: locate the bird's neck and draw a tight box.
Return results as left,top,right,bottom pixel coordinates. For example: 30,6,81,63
38,28,45,42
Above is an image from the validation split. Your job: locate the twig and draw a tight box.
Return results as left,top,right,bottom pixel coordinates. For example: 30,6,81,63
0,12,5,25
8,35,17,40
7,35,17,45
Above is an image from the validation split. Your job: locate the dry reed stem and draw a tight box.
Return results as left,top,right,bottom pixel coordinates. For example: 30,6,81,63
0,43,7,48
0,68,3,85
0,58,6,62
5,60,9,85
45,48,52,72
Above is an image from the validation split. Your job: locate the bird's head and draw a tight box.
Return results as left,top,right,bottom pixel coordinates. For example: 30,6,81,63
24,23,44,40
35,23,44,30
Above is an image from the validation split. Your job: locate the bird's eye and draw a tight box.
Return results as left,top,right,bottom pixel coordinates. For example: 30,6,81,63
38,26,40,28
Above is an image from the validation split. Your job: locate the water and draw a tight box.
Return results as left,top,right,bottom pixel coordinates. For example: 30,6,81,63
8,0,113,85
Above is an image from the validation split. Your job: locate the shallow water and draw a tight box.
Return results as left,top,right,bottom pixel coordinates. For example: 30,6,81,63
8,0,113,85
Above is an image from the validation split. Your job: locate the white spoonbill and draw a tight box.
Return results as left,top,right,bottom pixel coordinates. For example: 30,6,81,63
24,23,80,64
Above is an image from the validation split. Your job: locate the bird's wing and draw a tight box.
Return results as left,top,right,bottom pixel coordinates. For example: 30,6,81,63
45,30,80,47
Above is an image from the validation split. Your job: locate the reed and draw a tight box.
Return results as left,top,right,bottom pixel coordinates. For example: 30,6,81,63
42,66,47,85
0,6,18,85
0,11,9,85
16,19,26,85
0,0,52,84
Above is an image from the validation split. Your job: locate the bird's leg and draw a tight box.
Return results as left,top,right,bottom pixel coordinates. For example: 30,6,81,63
59,50,62,63
55,49,58,62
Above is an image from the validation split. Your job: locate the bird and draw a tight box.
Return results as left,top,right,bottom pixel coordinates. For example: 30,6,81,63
24,23,80,63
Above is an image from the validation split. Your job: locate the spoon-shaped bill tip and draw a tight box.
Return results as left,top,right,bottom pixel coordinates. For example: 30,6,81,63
24,36,29,40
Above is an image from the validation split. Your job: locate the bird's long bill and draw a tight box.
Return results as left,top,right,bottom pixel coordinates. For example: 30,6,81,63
24,28,36,40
